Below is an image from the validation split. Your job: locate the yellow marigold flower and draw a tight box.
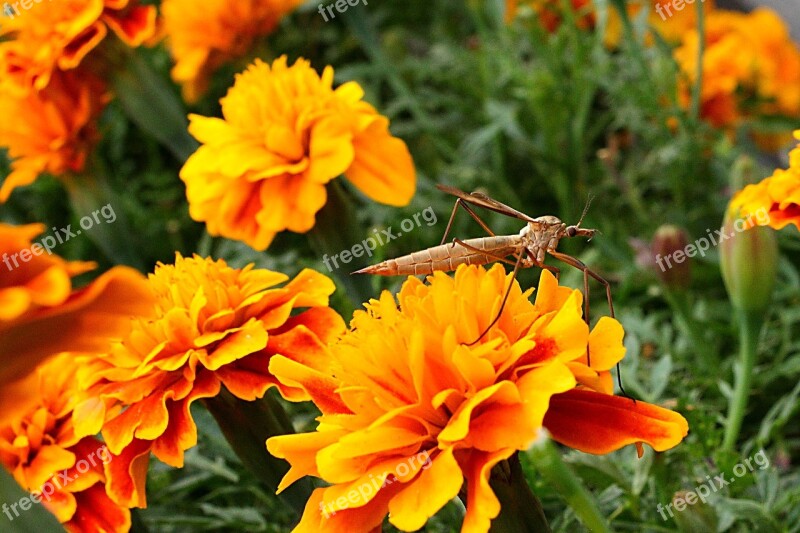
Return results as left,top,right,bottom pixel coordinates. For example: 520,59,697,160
161,0,303,103
729,131,800,231
0,222,153,424
674,8,800,129
267,265,688,532
73,254,344,508
0,0,156,94
180,56,417,251
0,355,130,533
0,71,107,202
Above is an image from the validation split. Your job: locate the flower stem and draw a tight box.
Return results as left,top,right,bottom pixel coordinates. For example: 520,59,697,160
203,388,314,517
111,48,199,162
486,453,551,533
527,435,612,533
722,309,763,451
690,0,706,121
307,182,375,309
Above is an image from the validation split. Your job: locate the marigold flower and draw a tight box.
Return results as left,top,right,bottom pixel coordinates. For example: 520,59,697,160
729,131,800,231
0,223,153,423
180,56,416,251
161,0,303,103
73,254,344,508
267,265,688,532
674,8,800,129
0,0,156,95
0,71,108,202
0,355,130,533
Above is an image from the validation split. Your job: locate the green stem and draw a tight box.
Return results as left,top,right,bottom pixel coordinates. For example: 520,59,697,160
527,436,613,533
307,182,375,309
689,0,705,121
662,289,708,367
63,171,147,272
485,453,551,533
111,48,199,162
203,389,314,517
722,309,763,451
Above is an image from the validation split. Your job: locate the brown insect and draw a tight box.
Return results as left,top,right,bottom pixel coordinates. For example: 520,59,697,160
355,184,628,397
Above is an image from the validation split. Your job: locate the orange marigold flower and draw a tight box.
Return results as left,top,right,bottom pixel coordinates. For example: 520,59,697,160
0,222,153,423
0,0,156,94
73,254,344,508
161,0,303,103
0,355,130,533
180,56,417,251
0,71,108,202
674,8,800,129
267,265,688,532
729,131,800,231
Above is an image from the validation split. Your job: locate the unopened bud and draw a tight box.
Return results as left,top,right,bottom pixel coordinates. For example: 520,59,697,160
651,225,691,288
720,210,778,313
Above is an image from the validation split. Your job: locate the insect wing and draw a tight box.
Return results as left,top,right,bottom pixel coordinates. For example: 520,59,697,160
436,184,536,223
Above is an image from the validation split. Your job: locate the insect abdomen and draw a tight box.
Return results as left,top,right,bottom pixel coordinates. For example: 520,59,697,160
354,236,519,276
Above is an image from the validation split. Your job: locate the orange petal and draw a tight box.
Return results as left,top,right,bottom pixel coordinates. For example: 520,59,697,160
106,438,151,508
387,447,462,531
543,388,689,454
346,117,415,206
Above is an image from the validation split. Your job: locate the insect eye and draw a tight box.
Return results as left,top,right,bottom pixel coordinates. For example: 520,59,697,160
566,226,577,237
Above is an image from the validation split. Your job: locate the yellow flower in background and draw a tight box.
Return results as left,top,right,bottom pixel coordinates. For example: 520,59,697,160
0,355,130,533
0,223,154,424
674,8,800,129
73,254,344,508
162,0,303,103
267,265,688,532
729,131,800,231
181,56,416,251
0,0,156,95
0,71,108,202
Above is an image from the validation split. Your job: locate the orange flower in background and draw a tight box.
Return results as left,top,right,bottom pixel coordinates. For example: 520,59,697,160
0,71,108,202
505,0,595,32
162,0,303,102
505,0,712,44
674,8,800,129
0,355,130,533
0,223,153,423
73,254,344,508
180,56,416,251
267,265,688,532
729,131,800,231
0,0,156,95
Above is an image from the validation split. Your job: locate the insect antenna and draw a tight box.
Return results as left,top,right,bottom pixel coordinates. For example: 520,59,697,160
576,194,595,227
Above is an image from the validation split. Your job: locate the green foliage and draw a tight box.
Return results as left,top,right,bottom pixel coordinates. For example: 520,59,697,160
1,0,798,531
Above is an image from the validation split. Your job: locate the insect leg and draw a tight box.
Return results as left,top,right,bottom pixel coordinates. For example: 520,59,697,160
467,248,526,346
441,199,496,246
547,250,632,401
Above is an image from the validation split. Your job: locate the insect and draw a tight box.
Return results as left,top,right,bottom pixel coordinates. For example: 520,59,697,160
355,184,629,397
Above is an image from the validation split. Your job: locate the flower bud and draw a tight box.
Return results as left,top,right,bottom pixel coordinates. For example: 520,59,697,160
651,225,691,289
669,490,718,531
719,208,778,312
